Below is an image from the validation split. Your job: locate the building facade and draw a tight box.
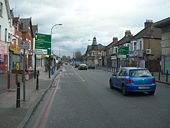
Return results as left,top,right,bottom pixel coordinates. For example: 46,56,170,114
0,0,13,73
154,17,170,74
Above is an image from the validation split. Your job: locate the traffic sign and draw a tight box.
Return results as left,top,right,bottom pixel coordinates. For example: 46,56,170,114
35,49,48,55
118,46,129,55
35,33,51,55
20,42,30,50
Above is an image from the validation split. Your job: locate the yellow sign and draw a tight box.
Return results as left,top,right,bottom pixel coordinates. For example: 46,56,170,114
9,45,21,52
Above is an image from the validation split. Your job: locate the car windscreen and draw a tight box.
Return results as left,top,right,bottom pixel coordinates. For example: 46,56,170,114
129,69,152,77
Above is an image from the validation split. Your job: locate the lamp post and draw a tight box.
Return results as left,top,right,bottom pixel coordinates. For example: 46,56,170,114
49,24,62,78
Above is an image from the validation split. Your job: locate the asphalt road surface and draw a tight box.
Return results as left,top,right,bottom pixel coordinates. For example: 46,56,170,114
24,65,170,128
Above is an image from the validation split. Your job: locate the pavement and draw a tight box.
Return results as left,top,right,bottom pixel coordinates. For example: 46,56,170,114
0,66,60,128
96,66,170,85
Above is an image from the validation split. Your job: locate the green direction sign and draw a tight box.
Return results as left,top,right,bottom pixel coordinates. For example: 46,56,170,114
35,33,51,55
118,46,129,56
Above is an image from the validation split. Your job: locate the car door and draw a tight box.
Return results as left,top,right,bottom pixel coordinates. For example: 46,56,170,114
116,69,126,89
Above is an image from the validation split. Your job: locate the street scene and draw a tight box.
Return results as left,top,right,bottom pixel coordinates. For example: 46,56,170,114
24,65,170,128
0,0,170,128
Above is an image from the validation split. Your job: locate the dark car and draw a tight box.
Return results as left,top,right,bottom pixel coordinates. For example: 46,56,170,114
75,64,80,68
88,64,95,69
109,67,156,95
78,64,88,70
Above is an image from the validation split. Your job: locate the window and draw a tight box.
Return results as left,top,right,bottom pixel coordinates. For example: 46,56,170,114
0,2,3,17
130,69,152,77
118,70,126,76
5,28,7,42
0,25,1,40
139,41,143,50
8,33,11,41
134,42,137,50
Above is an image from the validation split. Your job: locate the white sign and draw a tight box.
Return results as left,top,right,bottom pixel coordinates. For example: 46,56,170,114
111,56,117,60
117,55,127,59
20,41,30,50
35,49,47,55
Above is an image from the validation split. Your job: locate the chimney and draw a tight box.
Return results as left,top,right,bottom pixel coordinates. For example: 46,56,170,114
125,30,132,37
145,20,153,28
112,37,118,43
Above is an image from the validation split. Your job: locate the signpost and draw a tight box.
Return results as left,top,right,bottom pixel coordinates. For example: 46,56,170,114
35,33,52,78
20,41,30,101
35,33,51,55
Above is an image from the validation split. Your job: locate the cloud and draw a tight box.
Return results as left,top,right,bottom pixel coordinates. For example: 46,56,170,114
9,0,170,56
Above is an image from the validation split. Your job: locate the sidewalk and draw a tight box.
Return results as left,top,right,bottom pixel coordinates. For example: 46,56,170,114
96,66,170,85
0,67,60,128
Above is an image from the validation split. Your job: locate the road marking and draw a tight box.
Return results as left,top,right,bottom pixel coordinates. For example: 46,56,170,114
72,67,85,82
33,75,61,128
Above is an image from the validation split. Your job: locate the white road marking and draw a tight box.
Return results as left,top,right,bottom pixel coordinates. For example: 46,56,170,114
72,66,85,82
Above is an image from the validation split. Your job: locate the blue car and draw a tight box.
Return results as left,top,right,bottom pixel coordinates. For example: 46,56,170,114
109,67,156,95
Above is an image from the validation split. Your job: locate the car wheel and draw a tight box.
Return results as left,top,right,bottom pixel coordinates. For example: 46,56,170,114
122,85,128,96
148,91,155,95
109,80,114,89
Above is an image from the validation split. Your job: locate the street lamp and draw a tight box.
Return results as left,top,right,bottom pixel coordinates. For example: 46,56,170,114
48,24,62,78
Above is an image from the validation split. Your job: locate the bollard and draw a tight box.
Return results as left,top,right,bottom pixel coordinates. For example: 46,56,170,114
16,82,20,108
16,73,18,85
166,70,168,82
7,72,10,89
36,70,39,90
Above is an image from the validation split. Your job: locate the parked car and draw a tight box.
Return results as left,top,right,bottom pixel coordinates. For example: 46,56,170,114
78,64,88,70
88,64,95,69
109,67,156,95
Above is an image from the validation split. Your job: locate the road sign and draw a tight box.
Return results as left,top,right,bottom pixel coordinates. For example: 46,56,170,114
118,46,129,55
35,49,48,55
35,33,51,55
20,42,30,50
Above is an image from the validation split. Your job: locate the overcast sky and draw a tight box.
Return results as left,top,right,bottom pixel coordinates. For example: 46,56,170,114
9,0,170,57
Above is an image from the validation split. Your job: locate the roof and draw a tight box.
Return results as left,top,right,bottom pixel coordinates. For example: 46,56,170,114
154,17,170,28
132,26,161,40
32,25,38,36
116,35,133,46
20,18,32,32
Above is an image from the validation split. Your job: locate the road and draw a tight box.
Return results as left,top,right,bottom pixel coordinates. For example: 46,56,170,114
24,65,170,128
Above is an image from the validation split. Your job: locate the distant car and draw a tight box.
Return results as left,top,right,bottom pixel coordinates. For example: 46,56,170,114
109,67,156,95
78,64,88,70
75,64,80,68
88,64,95,69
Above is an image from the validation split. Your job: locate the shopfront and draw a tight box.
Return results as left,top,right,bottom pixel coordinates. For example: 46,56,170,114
9,44,21,72
0,41,8,74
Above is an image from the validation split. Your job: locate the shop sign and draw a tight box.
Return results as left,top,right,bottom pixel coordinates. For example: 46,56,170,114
0,41,8,54
0,54,4,62
129,51,143,57
9,44,21,52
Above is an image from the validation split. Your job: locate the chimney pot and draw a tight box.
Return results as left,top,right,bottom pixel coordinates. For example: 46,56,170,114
145,20,153,28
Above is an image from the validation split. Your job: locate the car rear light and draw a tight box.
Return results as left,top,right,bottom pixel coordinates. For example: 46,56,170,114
152,79,156,83
125,78,133,83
